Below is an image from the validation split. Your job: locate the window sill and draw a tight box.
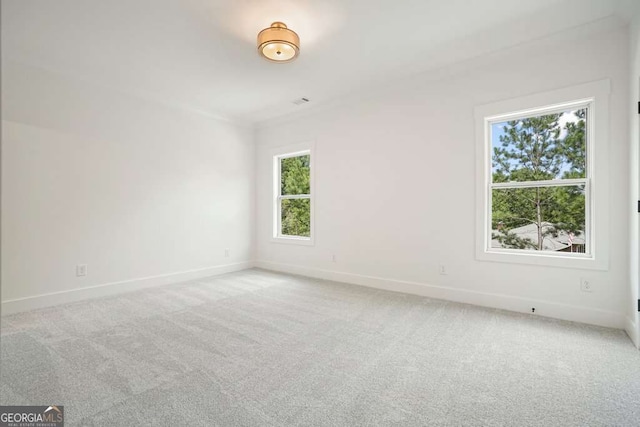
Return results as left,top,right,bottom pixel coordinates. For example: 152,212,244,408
476,248,607,271
271,236,315,246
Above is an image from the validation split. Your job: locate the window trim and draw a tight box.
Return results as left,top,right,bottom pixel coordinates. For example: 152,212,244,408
271,142,315,245
474,80,610,270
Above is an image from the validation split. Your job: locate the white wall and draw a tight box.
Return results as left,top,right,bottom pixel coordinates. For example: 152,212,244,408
1,61,254,313
255,26,631,329
629,16,640,347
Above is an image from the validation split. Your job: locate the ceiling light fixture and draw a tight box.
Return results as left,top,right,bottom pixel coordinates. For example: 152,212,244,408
257,22,300,63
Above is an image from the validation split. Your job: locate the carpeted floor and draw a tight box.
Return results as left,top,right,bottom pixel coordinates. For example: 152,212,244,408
1,268,639,426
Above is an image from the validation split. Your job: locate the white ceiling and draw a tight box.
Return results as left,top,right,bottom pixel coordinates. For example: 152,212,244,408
3,0,640,125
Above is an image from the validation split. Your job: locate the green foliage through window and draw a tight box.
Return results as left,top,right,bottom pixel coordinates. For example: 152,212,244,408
281,198,310,237
281,155,310,195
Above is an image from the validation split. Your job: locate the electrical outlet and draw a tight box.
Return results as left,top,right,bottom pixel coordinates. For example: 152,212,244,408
76,264,87,277
580,278,593,293
438,265,447,275
224,248,230,257
331,254,337,263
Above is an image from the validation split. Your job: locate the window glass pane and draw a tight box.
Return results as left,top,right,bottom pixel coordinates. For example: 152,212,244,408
281,198,311,237
491,108,587,182
280,155,310,195
491,185,586,253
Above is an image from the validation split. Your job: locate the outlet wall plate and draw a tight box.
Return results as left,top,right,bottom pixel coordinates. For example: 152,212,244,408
76,264,88,277
580,278,593,292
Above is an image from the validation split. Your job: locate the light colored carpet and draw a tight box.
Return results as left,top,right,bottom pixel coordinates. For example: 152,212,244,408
1,268,639,426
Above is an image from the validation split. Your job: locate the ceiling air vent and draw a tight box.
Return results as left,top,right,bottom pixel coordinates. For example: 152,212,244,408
292,97,310,105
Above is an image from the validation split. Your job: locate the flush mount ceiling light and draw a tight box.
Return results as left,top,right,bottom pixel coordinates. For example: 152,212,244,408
257,22,300,62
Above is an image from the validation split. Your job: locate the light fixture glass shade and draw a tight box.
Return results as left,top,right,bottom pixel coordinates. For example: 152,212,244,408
257,22,300,62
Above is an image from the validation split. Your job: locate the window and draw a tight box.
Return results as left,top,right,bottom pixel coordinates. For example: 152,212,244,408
489,104,590,255
475,80,610,269
273,148,313,243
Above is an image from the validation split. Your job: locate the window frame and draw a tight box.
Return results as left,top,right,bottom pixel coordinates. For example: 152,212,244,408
271,143,315,245
474,80,610,270
487,100,592,258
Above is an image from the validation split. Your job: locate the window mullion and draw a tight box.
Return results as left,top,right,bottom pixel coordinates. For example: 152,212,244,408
279,194,311,200
490,178,587,189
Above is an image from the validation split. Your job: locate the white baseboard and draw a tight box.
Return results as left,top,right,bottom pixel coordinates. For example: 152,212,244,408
1,261,253,316
256,260,626,330
625,316,639,348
